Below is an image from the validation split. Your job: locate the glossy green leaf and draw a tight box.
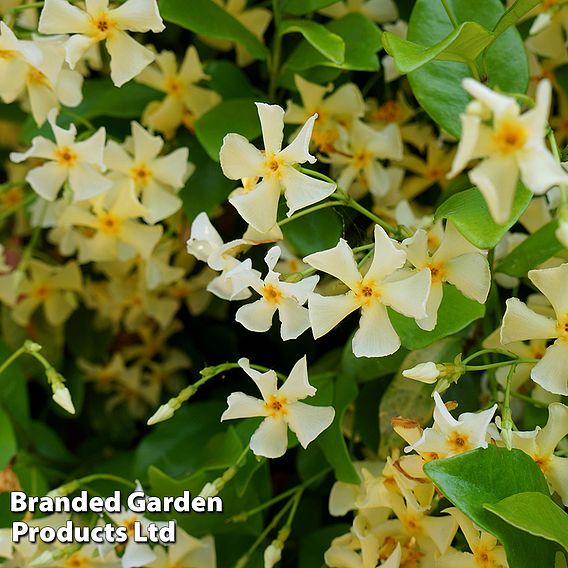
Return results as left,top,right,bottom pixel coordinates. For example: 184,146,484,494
390,284,485,350
280,19,345,64
496,221,565,277
194,98,262,161
378,337,461,457
485,492,568,552
285,13,382,72
283,0,338,15
407,0,528,137
493,0,541,35
382,22,493,74
342,338,407,383
205,60,255,99
0,407,16,470
312,372,359,483
425,446,555,568
434,185,533,249
159,0,268,60
282,208,343,256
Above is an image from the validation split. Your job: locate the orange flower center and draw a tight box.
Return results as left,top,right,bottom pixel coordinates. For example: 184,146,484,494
97,212,122,235
261,283,282,304
55,146,77,167
64,554,89,568
264,395,287,417
355,280,380,306
493,119,527,155
448,431,471,453
130,163,152,186
428,261,446,283
91,13,115,38
372,100,402,123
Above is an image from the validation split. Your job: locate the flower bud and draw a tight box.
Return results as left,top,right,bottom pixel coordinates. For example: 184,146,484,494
52,383,75,415
402,362,440,384
147,402,176,426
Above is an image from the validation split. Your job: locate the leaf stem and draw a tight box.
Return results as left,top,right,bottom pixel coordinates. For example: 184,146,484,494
440,0,459,28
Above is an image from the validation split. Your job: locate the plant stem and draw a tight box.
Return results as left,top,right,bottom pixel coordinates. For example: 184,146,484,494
441,0,459,28
0,345,27,376
510,391,549,409
278,200,344,227
465,358,538,371
462,347,518,365
268,0,283,100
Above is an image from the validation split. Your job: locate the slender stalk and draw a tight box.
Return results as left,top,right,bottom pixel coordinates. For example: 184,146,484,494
0,345,27,376
268,0,283,100
278,200,345,227
462,347,518,365
440,0,459,28
510,391,549,409
465,358,538,371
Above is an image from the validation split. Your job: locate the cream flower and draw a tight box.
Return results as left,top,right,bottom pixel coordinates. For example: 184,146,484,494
327,119,403,196
304,224,431,358
147,530,216,568
10,110,110,201
448,79,568,223
505,403,568,506
438,507,508,568
405,392,497,460
285,74,365,152
319,0,398,24
38,0,165,87
402,221,491,331
58,186,162,262
221,356,335,458
402,362,440,384
136,46,221,137
501,263,568,395
219,102,336,232
104,121,191,223
186,212,260,301
235,246,319,340
11,259,82,326
200,0,271,67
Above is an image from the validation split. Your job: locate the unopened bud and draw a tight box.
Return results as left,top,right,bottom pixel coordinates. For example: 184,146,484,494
52,383,75,415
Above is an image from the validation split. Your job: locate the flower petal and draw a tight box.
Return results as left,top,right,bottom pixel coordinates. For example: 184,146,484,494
303,238,360,289
277,298,310,340
308,292,360,339
237,357,278,400
235,298,276,333
278,355,314,400
38,0,91,34
221,392,266,420
352,302,400,357
26,162,68,201
286,401,334,448
531,341,568,396
445,253,491,303
364,224,406,282
501,297,557,344
278,113,317,164
381,268,431,319
229,177,281,233
106,30,155,87
250,416,288,458
110,0,165,32
256,102,284,154
219,133,264,180
528,263,568,318
280,165,336,216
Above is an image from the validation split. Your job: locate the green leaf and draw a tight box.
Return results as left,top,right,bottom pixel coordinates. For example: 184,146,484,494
179,136,234,221
282,208,343,256
496,221,565,277
390,284,485,350
194,98,262,161
285,13,382,72
205,60,255,99
341,338,407,383
0,342,30,431
378,337,461,457
407,0,528,137
312,372,359,483
0,407,16,469
280,19,345,64
299,525,351,568
493,0,541,35
283,0,338,15
485,492,568,553
382,22,494,74
159,0,268,61
425,446,556,568
434,185,533,249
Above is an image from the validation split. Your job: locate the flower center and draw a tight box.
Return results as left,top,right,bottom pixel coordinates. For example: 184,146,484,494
165,77,184,97
122,516,138,539
532,454,551,473
97,212,122,235
354,281,380,306
448,431,471,453
55,146,77,167
493,119,527,155
130,163,152,187
64,554,89,568
264,155,283,176
32,284,51,300
264,395,287,417
0,188,23,207
372,100,402,123
312,125,339,153
261,283,282,304
403,514,422,535
353,150,371,168
91,13,115,38
473,547,496,567
425,167,444,181
0,50,15,61
27,67,48,85
556,316,568,340
427,261,446,283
